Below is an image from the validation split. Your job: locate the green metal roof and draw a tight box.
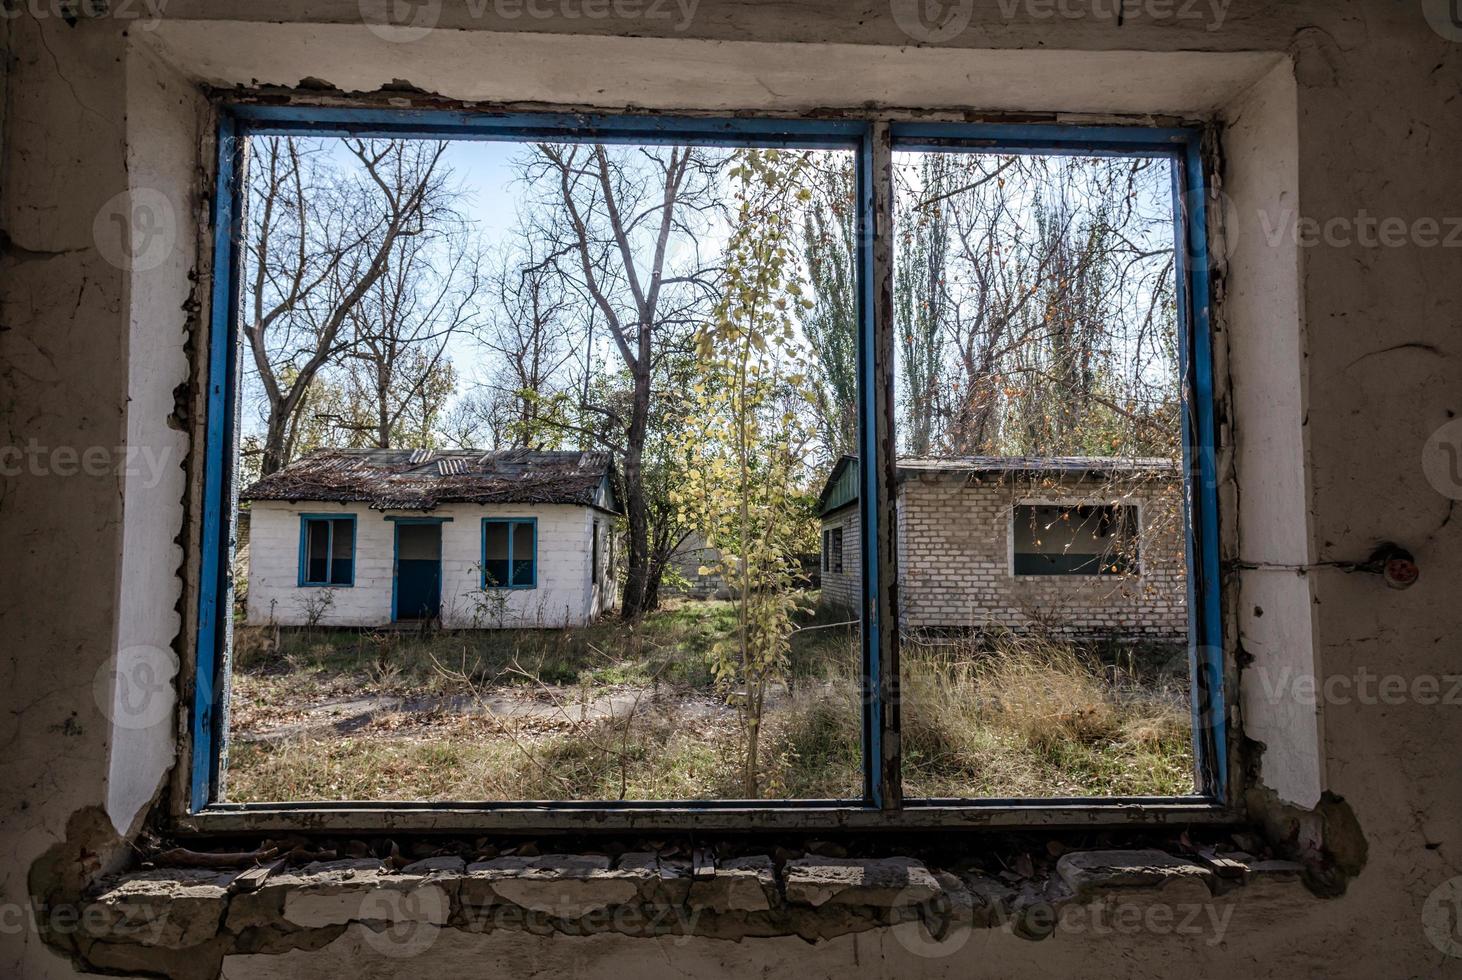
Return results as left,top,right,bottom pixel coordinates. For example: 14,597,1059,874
817,455,859,516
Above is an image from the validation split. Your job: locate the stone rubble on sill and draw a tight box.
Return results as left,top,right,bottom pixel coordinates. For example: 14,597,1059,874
77,847,1312,956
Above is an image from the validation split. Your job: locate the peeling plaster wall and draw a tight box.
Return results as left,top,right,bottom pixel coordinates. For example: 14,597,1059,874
1,12,135,980
1,3,1459,978
106,38,204,841
1222,59,1325,809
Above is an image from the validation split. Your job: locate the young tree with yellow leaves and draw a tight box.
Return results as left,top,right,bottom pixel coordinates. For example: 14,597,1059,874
674,148,821,797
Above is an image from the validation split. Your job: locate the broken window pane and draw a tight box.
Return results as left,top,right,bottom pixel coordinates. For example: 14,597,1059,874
304,519,329,584
482,520,510,588
328,519,354,585
1012,503,1138,576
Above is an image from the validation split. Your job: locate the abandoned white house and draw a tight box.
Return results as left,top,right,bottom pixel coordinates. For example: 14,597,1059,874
818,455,1187,638
241,448,620,628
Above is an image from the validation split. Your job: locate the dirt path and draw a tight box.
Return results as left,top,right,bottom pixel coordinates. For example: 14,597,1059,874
231,684,760,743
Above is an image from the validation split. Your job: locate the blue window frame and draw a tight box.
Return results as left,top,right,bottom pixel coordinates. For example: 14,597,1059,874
481,518,536,589
297,514,357,587
190,105,1224,821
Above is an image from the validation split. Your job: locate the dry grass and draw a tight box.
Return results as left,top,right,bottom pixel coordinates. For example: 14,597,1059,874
897,633,1194,798
223,604,1192,803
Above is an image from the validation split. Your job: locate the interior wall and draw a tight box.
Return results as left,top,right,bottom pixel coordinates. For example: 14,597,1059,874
2,3,1459,978
106,38,205,841
1220,59,1323,808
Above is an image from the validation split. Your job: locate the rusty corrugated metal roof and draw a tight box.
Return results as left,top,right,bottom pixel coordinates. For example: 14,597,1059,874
241,448,621,512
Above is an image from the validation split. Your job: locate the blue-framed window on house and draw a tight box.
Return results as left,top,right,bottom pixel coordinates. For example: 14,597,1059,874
190,104,1222,820
298,515,355,586
482,518,536,589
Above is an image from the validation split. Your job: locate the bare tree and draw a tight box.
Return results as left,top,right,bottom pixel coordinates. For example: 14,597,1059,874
241,136,451,474
891,152,1179,459
523,142,723,619
472,243,581,450
328,219,482,449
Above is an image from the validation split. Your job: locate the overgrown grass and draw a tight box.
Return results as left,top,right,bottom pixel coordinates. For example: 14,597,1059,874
895,633,1194,798
224,600,1191,803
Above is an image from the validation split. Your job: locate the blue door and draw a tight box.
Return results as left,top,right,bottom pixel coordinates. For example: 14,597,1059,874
394,522,442,621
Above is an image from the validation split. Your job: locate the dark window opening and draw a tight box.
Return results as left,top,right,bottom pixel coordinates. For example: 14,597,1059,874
592,521,601,586
1012,503,1138,576
823,526,844,574
483,518,536,589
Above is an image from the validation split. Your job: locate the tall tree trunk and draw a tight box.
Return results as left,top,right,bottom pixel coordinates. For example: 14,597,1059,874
377,364,392,448
261,407,292,477
619,371,652,620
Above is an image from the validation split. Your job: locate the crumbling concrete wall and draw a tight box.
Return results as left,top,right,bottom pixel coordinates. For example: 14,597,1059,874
2,3,1459,978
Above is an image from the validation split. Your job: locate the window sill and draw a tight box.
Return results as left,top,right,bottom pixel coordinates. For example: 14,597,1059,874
69,845,1313,971
175,800,1240,834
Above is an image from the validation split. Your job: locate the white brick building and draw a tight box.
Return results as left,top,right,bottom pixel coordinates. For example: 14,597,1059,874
241,449,620,628
818,456,1187,639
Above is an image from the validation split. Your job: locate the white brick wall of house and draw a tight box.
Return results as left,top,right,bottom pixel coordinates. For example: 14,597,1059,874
245,500,618,629
820,474,1186,639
